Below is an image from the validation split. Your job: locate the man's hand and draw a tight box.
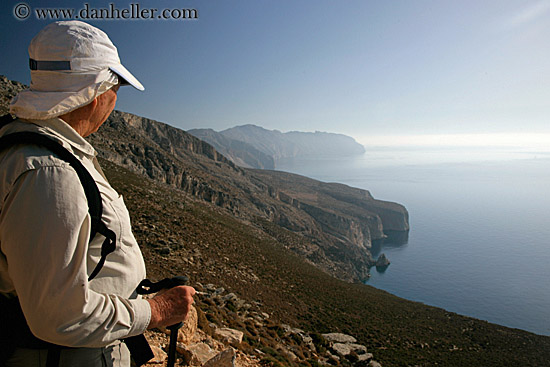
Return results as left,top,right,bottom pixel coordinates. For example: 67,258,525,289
146,286,196,329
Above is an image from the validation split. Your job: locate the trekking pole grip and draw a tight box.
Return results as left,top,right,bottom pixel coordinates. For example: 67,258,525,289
135,276,189,295
135,276,189,367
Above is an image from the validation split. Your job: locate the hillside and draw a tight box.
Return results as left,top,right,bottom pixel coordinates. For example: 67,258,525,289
2,75,550,366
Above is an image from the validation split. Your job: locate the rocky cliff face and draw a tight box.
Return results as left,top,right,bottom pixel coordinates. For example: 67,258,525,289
0,75,408,282
0,76,22,116
188,128,275,169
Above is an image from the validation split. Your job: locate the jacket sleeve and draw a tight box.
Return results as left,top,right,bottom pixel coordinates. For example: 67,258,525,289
0,165,151,347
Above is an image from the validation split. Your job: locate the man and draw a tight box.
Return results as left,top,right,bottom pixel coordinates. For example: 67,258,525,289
0,21,195,366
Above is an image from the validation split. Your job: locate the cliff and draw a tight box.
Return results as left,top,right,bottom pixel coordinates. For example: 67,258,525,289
188,128,275,169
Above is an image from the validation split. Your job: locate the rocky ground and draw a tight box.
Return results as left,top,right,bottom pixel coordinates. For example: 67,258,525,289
141,285,382,367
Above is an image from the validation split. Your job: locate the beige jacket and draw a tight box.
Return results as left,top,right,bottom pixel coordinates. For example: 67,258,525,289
0,117,150,348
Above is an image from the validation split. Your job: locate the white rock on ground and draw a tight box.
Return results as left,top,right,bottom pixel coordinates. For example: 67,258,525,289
357,352,374,362
349,343,368,354
322,333,357,344
203,348,236,367
176,342,217,366
331,343,352,356
214,328,244,344
148,345,167,364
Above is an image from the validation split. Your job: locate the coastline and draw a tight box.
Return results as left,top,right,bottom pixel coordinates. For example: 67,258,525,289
276,152,550,338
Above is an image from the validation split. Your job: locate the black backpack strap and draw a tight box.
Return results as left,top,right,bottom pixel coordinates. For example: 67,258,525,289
0,131,116,281
0,114,16,129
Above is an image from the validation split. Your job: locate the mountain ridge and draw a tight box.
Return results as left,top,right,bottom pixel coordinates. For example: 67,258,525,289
190,124,365,169
221,124,366,159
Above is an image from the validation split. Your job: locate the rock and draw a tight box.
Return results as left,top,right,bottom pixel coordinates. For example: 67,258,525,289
205,284,217,292
157,246,171,255
252,314,264,323
355,353,375,366
203,348,236,367
357,352,374,362
214,327,244,344
158,305,198,344
368,361,382,367
331,342,368,357
376,253,390,267
235,299,247,309
286,350,298,361
176,342,217,366
286,327,304,334
284,327,315,350
223,292,238,302
332,342,352,356
178,305,198,344
349,343,368,355
300,334,315,351
148,345,167,364
322,333,357,344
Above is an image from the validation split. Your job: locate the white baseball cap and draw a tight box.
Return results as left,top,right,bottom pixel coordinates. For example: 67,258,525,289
10,21,144,120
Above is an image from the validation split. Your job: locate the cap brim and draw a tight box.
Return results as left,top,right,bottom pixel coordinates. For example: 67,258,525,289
109,63,144,91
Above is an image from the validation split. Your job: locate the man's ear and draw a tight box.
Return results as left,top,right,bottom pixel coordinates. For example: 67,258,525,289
88,97,99,109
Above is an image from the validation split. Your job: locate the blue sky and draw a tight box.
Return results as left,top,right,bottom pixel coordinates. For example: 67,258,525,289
1,0,549,147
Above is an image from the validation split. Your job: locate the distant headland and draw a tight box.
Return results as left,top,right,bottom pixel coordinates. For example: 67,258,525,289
189,124,365,169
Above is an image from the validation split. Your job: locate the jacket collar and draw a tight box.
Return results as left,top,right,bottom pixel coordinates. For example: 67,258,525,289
23,117,97,158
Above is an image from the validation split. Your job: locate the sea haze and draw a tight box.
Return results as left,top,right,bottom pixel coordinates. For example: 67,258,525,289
276,146,550,336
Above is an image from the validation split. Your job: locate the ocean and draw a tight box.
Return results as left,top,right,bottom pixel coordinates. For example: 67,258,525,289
276,147,550,336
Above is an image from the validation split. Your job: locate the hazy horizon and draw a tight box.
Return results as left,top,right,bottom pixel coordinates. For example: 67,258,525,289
191,122,550,159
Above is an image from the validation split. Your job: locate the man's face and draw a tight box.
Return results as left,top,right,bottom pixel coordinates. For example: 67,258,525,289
84,83,120,137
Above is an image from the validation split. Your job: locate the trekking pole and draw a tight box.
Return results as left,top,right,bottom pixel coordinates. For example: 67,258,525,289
166,319,183,367
136,276,189,367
